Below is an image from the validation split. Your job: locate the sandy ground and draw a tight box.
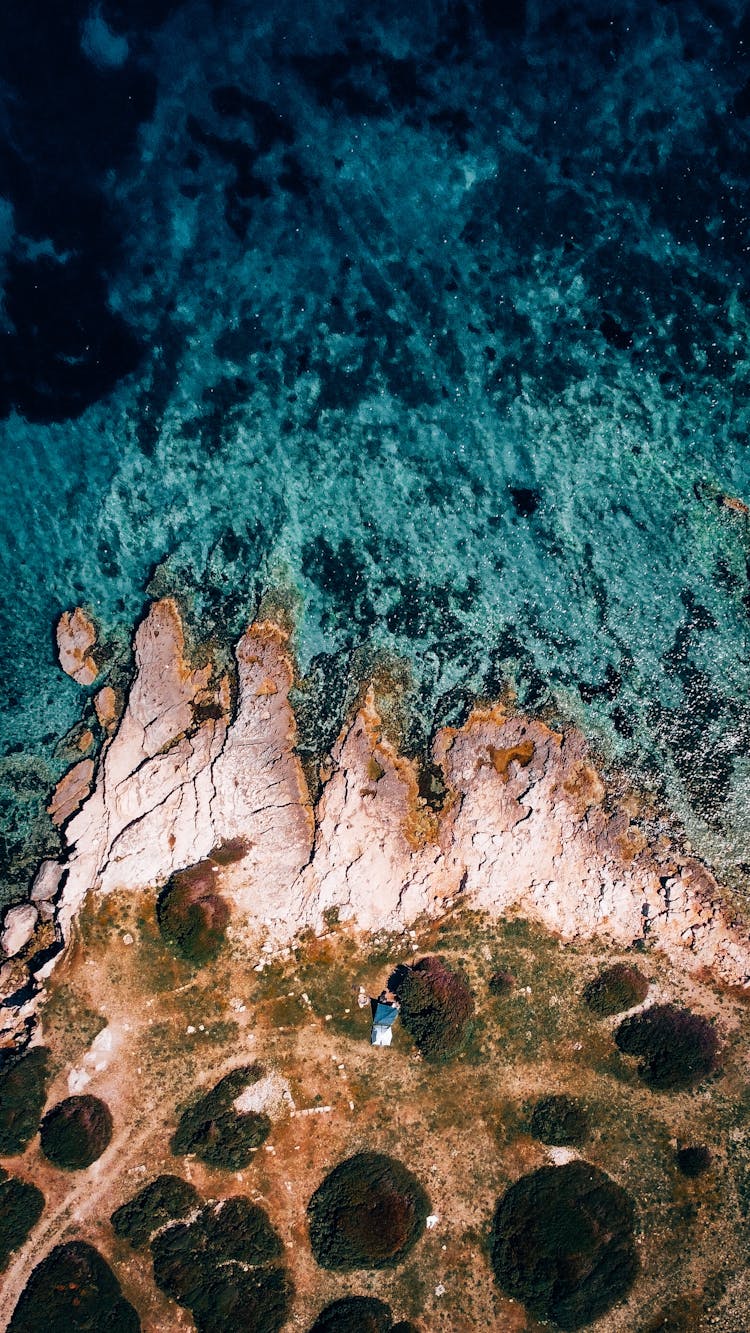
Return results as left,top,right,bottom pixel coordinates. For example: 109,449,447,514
1,892,749,1331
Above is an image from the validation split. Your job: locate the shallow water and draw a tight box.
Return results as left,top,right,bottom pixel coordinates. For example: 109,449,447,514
1,0,749,905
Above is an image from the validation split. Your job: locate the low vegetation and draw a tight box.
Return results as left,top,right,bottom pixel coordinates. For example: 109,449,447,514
0,1171,44,1270
614,1005,720,1090
388,955,474,1060
0,1046,49,1154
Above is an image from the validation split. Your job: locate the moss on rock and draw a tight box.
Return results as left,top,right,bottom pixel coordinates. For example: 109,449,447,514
0,1046,49,1155
0,1170,45,1270
307,1150,430,1271
111,1173,202,1248
171,1065,270,1169
583,963,649,1016
389,955,474,1061
40,1094,112,1170
490,1161,638,1329
614,1005,719,1090
8,1240,140,1332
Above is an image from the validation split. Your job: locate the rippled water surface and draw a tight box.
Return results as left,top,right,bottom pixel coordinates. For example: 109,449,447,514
1,0,749,904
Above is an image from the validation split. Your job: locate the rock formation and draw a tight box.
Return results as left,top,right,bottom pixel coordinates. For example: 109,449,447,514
1,599,748,1042
56,607,99,687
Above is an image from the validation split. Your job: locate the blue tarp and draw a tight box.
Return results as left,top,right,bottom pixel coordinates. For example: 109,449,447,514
372,1000,399,1028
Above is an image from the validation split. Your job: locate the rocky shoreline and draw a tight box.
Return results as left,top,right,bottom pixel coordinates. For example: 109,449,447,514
1,599,748,1046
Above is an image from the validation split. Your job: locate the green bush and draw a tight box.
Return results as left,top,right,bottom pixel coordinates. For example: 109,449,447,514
40,1095,112,1170
309,1296,393,1332
8,1240,140,1332
490,1161,638,1329
307,1151,430,1271
675,1145,711,1178
157,863,229,963
614,1005,719,1090
0,1171,45,1270
529,1094,590,1146
171,1065,270,1169
583,964,649,1016
0,1047,49,1155
389,956,475,1061
151,1196,289,1333
111,1174,201,1248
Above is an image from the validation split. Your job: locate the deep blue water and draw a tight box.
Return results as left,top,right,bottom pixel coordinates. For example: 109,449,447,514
1,0,750,906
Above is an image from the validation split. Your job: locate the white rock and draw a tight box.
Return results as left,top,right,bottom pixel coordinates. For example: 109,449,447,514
1,904,38,957
30,860,64,904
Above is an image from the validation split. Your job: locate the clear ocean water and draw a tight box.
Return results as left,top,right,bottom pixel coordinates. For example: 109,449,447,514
1,0,749,907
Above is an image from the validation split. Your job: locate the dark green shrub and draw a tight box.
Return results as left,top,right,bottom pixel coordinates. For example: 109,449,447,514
151,1197,289,1333
8,1240,140,1332
111,1174,201,1248
614,1005,719,1090
309,1296,393,1332
191,1265,291,1333
157,863,229,963
171,1065,270,1169
583,964,649,1016
0,1171,45,1269
389,955,474,1060
488,969,515,996
490,1161,638,1329
307,1151,430,1270
529,1094,590,1146
675,1145,711,1178
40,1094,112,1169
0,1046,49,1154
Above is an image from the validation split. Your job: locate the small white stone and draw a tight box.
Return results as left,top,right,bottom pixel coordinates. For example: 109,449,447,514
426,1214,439,1229
186,1025,196,1034
122,933,134,946
435,1284,446,1297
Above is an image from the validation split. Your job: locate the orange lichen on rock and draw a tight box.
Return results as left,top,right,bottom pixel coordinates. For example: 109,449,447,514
487,739,535,780
56,607,98,686
48,759,95,827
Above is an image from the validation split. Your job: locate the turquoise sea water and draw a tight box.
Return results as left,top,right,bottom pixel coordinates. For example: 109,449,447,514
1,0,749,905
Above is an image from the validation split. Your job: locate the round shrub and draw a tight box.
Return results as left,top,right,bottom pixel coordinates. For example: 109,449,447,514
0,1046,49,1154
151,1197,289,1333
307,1150,430,1271
111,1173,202,1248
157,862,229,963
529,1094,590,1146
583,964,649,1016
8,1240,140,1332
0,1171,45,1270
388,955,475,1060
675,1145,711,1178
490,1161,638,1329
171,1065,270,1169
614,1005,719,1090
40,1094,112,1169
489,969,515,996
309,1296,393,1332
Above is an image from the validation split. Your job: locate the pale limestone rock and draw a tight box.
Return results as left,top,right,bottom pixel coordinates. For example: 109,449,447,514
2,903,38,957
57,607,98,686
30,860,64,904
48,758,95,826
26,598,750,995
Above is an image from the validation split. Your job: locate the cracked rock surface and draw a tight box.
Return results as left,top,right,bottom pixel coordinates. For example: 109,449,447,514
2,599,748,1039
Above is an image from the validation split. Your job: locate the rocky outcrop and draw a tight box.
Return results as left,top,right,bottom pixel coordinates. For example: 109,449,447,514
2,600,748,1040
56,608,98,686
